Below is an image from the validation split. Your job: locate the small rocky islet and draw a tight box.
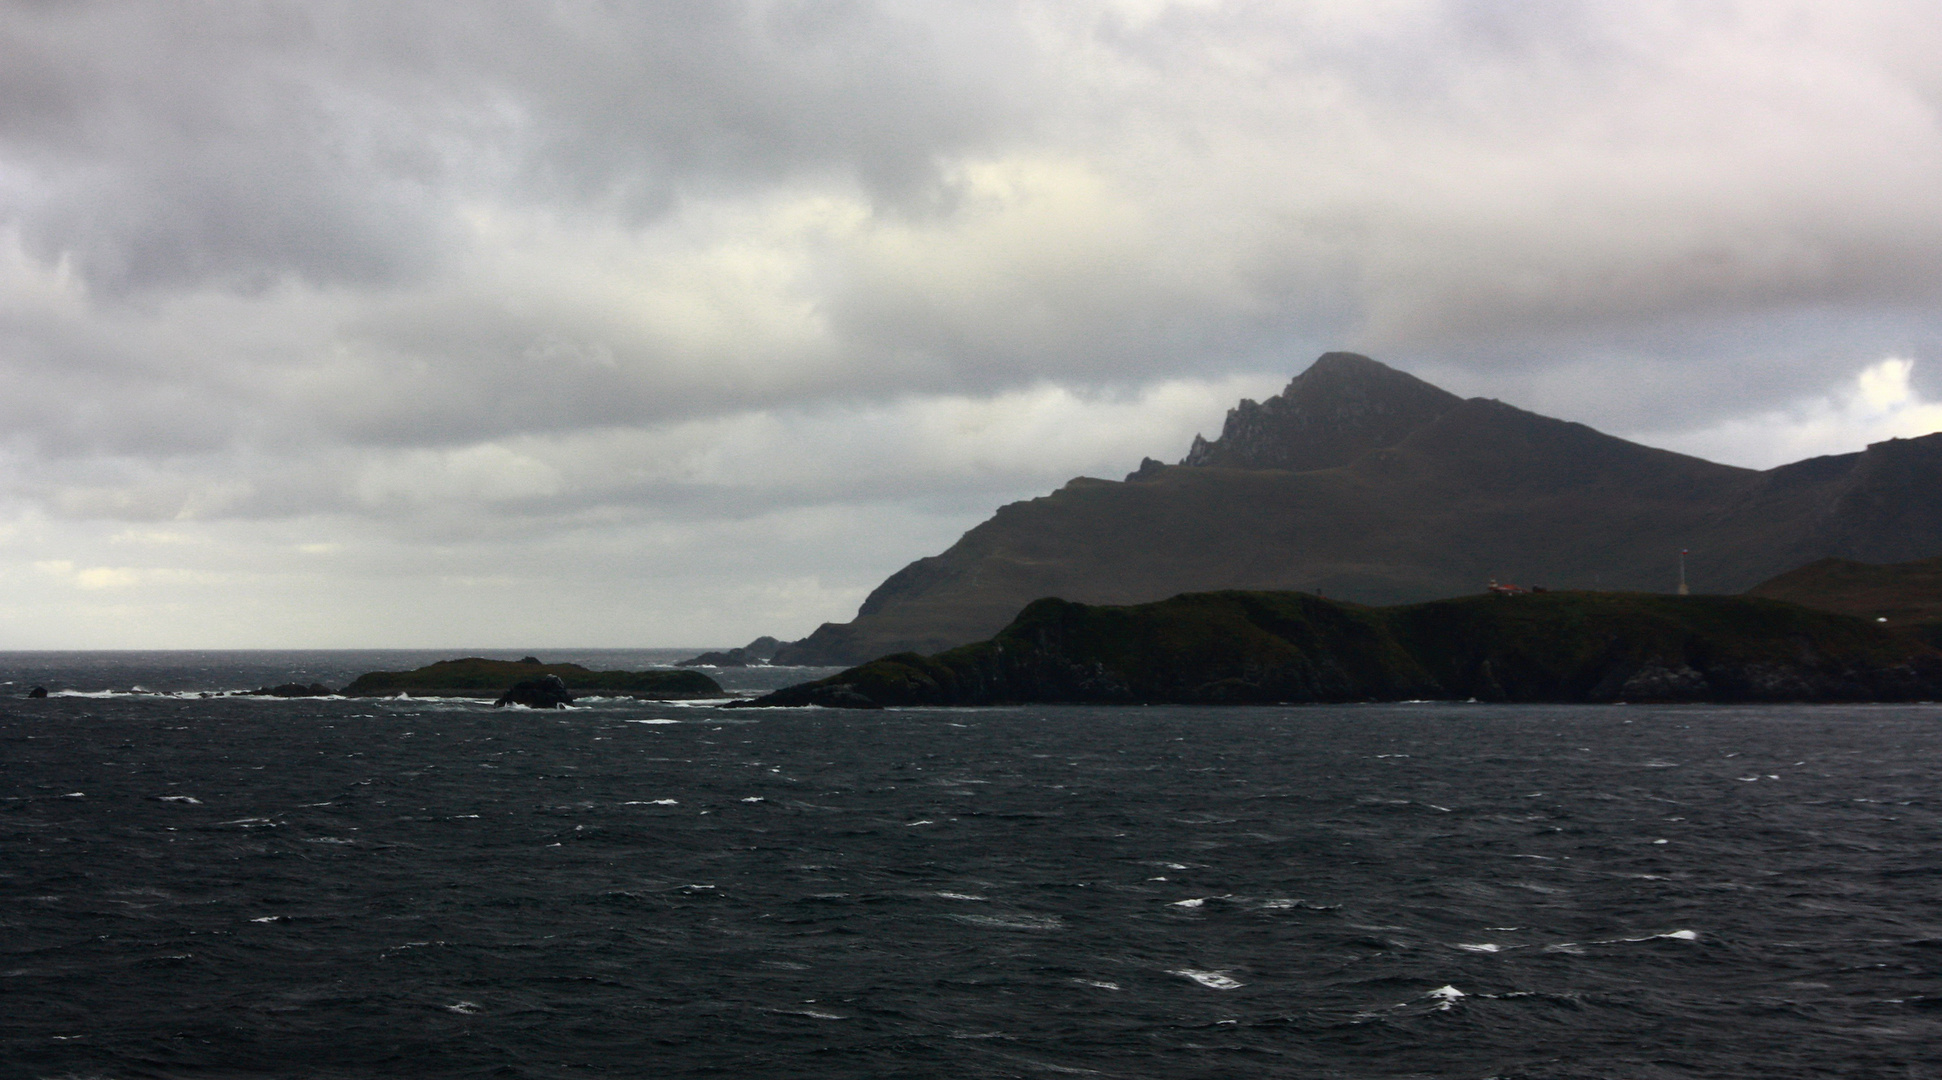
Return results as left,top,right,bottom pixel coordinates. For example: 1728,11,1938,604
674,636,783,668
336,657,721,704
155,658,719,707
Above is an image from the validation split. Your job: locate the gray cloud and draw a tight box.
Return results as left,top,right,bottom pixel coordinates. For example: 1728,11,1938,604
2,0,1941,645
2,1,1033,293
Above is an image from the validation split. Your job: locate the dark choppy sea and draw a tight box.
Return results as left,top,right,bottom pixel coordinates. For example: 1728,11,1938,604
4,651,1941,1079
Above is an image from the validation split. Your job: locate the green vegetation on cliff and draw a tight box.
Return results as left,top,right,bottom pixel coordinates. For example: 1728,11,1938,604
747,590,1942,707
342,658,721,699
1384,591,1933,702
1747,556,1942,649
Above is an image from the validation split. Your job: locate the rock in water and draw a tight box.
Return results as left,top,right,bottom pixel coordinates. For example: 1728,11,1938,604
250,683,335,697
677,649,750,668
495,674,574,709
26,686,48,699
340,658,719,699
676,635,787,668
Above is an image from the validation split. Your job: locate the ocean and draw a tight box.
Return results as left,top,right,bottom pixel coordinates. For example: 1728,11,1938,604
4,651,1940,1078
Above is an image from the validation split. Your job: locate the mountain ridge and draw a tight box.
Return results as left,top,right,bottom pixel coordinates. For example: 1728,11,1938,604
1179,351,1464,470
773,353,1942,666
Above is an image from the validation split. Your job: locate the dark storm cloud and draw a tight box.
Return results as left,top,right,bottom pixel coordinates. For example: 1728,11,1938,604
3,3,443,291
3,0,1942,646
0,1,1030,293
8,1,1941,428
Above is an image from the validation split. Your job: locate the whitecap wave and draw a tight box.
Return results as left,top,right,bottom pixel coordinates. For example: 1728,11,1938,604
948,912,1064,931
1171,969,1242,990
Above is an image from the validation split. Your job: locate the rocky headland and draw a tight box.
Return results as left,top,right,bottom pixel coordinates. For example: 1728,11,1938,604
744,589,1942,708
770,352,1942,666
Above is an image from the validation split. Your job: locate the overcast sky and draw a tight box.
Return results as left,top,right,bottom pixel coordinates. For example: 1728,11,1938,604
3,0,1941,648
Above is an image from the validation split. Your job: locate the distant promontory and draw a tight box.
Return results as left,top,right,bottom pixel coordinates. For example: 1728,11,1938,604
770,353,1942,666
675,636,783,668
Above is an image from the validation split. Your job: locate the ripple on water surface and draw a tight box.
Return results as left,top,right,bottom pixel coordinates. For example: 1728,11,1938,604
4,691,1942,1078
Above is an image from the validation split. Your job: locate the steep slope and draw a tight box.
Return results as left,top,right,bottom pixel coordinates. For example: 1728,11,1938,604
774,354,1942,665
750,590,1942,707
1180,351,1462,469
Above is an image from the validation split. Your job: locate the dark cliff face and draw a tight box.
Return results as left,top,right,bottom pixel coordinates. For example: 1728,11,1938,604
771,354,1942,667
1179,352,1463,471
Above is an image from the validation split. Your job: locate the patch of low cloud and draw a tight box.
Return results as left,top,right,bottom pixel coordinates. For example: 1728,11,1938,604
1634,358,1942,469
0,2,1031,295
0,497,971,648
15,372,1275,527
0,371,1276,646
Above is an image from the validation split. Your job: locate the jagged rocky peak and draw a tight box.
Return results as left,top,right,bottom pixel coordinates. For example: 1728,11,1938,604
1180,352,1463,471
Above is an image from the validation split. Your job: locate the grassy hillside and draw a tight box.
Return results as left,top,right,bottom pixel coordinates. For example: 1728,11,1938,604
1748,556,1942,624
748,590,1942,707
1384,592,1930,701
341,658,721,699
790,591,1442,708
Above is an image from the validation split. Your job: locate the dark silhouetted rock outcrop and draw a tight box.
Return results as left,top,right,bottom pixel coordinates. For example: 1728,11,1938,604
342,658,720,699
495,674,574,709
677,635,786,667
250,683,335,697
